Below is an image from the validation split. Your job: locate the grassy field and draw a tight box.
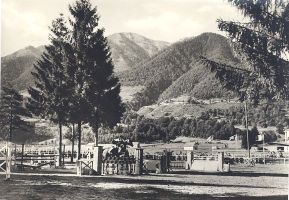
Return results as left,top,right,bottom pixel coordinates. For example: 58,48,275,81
120,85,144,102
0,164,287,200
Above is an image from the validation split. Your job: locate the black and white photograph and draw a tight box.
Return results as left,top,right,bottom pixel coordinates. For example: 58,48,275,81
0,0,288,199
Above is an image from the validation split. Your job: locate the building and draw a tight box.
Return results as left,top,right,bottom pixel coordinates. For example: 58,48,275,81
261,142,289,152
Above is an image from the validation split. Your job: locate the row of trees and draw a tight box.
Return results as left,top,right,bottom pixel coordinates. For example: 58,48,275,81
25,0,124,165
204,102,288,128
98,111,239,143
98,112,278,149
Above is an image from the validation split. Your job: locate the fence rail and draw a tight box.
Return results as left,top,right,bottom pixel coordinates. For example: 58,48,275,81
227,156,289,165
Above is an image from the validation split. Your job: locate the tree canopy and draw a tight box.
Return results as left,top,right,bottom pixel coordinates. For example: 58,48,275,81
27,14,71,165
68,0,125,146
0,86,31,142
27,0,124,160
201,0,289,104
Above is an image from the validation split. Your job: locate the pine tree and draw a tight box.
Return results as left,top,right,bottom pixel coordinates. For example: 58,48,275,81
0,86,31,142
68,0,125,150
201,0,289,103
27,14,71,166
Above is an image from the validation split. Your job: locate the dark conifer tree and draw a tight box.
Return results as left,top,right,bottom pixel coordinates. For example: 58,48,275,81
68,0,124,149
27,14,71,166
0,86,31,142
201,0,289,103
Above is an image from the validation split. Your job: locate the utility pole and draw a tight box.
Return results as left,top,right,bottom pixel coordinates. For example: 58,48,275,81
244,101,250,158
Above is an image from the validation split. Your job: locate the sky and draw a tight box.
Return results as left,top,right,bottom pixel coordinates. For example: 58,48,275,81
1,0,244,57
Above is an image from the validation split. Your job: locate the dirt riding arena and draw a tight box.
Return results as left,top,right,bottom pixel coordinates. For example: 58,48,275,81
0,164,287,200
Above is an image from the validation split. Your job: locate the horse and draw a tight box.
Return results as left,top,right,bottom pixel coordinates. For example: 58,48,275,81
102,146,119,159
102,138,133,159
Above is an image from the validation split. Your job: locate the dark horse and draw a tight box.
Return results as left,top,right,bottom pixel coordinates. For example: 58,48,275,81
103,138,133,159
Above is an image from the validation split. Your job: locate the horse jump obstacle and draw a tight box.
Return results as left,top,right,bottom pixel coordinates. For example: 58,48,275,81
12,144,58,170
15,154,56,170
184,147,229,172
0,142,11,180
76,146,144,176
143,148,230,173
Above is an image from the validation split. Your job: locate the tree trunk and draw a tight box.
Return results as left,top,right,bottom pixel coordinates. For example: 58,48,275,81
58,121,63,167
93,124,99,147
71,123,75,163
244,101,250,158
77,121,81,160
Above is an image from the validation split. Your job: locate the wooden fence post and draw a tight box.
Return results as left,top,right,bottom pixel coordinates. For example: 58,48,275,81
76,160,82,176
92,146,103,175
184,147,194,170
134,148,143,175
217,152,224,172
6,142,11,180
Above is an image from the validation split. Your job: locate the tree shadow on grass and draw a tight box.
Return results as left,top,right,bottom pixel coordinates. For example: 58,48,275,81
109,187,288,200
168,170,288,177
3,174,282,190
0,175,287,200
96,176,277,189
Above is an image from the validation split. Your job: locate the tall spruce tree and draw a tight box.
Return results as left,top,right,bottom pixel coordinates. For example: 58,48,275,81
27,14,71,166
201,0,289,104
68,0,124,151
0,86,31,142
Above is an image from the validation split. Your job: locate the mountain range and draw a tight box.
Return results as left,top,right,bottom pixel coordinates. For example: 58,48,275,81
120,32,239,109
1,32,244,142
1,32,169,91
108,32,169,72
1,32,239,109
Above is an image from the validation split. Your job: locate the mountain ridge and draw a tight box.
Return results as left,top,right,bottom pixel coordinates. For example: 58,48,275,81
1,32,169,91
1,32,240,109
120,32,239,108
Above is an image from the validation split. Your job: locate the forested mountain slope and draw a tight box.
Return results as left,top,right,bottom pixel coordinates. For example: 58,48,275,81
121,32,239,108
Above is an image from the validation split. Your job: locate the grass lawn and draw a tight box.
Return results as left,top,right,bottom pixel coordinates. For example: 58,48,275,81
0,164,287,200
